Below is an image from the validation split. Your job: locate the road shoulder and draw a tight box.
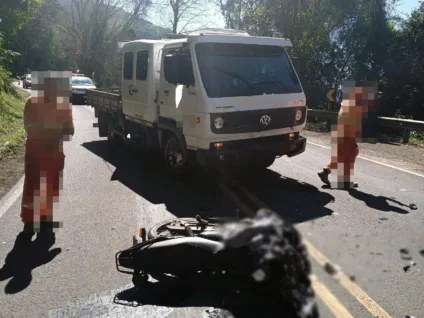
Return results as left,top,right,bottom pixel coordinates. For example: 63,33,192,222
303,129,424,174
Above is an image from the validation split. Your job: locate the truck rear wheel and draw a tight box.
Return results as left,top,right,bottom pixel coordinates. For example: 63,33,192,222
107,122,123,147
98,110,109,137
164,136,190,179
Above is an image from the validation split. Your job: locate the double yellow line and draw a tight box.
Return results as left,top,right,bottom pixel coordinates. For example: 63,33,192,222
216,175,391,318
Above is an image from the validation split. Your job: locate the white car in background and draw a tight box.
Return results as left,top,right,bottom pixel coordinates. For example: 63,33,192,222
71,76,96,104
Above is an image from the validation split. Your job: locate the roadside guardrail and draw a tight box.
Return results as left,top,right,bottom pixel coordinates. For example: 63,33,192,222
307,109,424,143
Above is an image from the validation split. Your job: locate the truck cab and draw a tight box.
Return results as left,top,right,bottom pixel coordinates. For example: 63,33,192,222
89,28,307,176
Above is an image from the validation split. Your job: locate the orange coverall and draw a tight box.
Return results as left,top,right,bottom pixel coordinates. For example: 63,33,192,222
21,97,74,224
333,105,360,178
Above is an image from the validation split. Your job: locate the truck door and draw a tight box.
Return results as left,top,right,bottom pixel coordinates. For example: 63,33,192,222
158,48,177,120
133,50,149,119
121,51,136,117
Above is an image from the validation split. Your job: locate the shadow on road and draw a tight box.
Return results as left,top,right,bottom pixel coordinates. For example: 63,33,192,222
0,232,61,294
81,140,233,219
233,169,335,223
347,188,413,214
113,275,316,318
81,140,335,224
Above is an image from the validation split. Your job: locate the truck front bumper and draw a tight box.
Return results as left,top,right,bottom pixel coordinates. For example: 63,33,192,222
195,134,307,168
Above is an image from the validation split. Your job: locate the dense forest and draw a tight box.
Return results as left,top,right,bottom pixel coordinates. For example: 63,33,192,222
0,0,423,120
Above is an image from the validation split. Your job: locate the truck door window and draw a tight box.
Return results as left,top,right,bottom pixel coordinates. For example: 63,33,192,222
123,52,134,80
164,48,195,87
136,50,148,81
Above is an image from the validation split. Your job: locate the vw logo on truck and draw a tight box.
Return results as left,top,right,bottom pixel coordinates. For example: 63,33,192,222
260,115,271,126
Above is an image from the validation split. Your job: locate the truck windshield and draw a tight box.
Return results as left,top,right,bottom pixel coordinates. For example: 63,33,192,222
195,43,302,98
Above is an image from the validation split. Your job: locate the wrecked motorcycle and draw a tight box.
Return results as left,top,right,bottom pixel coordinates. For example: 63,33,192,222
115,209,319,318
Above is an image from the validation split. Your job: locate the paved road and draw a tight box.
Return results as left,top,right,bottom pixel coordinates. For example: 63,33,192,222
0,103,423,318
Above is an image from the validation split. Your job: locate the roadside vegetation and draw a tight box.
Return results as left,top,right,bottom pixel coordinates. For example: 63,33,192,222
0,89,29,156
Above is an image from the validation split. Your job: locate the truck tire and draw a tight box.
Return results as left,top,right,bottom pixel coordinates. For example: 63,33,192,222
164,135,191,179
255,154,276,169
107,121,124,148
98,110,109,137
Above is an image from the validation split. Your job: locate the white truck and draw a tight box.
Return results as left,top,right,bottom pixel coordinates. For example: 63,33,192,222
87,28,308,177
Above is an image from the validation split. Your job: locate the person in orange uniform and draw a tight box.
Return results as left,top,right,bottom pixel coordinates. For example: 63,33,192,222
21,72,74,235
318,82,372,189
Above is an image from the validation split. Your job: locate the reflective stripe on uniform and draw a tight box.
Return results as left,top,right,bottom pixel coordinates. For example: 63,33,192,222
25,122,69,130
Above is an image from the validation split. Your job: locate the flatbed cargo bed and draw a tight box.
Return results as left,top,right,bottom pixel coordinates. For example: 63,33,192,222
87,88,121,110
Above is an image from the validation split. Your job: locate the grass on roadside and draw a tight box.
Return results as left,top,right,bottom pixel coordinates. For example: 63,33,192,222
0,88,29,157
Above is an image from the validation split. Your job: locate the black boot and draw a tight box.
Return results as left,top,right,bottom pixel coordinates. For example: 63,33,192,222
335,181,358,190
318,168,331,186
22,222,35,237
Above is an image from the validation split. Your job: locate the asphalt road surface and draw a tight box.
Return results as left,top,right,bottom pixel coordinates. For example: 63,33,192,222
0,103,423,318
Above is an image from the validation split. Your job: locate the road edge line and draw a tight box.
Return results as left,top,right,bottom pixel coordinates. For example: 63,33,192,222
0,175,24,219
307,141,424,178
310,274,353,318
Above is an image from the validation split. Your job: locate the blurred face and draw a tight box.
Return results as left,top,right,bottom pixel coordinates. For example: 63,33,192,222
342,80,378,117
338,80,378,138
31,71,72,106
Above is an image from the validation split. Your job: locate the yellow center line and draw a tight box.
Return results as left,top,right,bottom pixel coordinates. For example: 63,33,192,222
217,177,353,317
216,181,256,217
310,274,353,318
231,179,391,318
304,240,391,318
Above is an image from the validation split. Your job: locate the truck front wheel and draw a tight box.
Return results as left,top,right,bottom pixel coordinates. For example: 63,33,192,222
164,136,190,179
253,154,276,170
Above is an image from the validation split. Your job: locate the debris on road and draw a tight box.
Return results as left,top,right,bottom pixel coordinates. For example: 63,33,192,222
370,252,383,256
419,249,424,257
400,248,412,260
379,217,388,221
324,261,340,276
349,275,356,281
403,265,411,272
405,315,417,318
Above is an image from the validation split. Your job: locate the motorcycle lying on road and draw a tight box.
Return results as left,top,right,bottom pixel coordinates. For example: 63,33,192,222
115,209,319,318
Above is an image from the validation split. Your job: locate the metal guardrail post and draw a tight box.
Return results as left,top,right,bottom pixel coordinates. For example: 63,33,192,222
403,130,410,144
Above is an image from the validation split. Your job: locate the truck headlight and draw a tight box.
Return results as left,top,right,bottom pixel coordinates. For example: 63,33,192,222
214,117,224,129
295,110,302,121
